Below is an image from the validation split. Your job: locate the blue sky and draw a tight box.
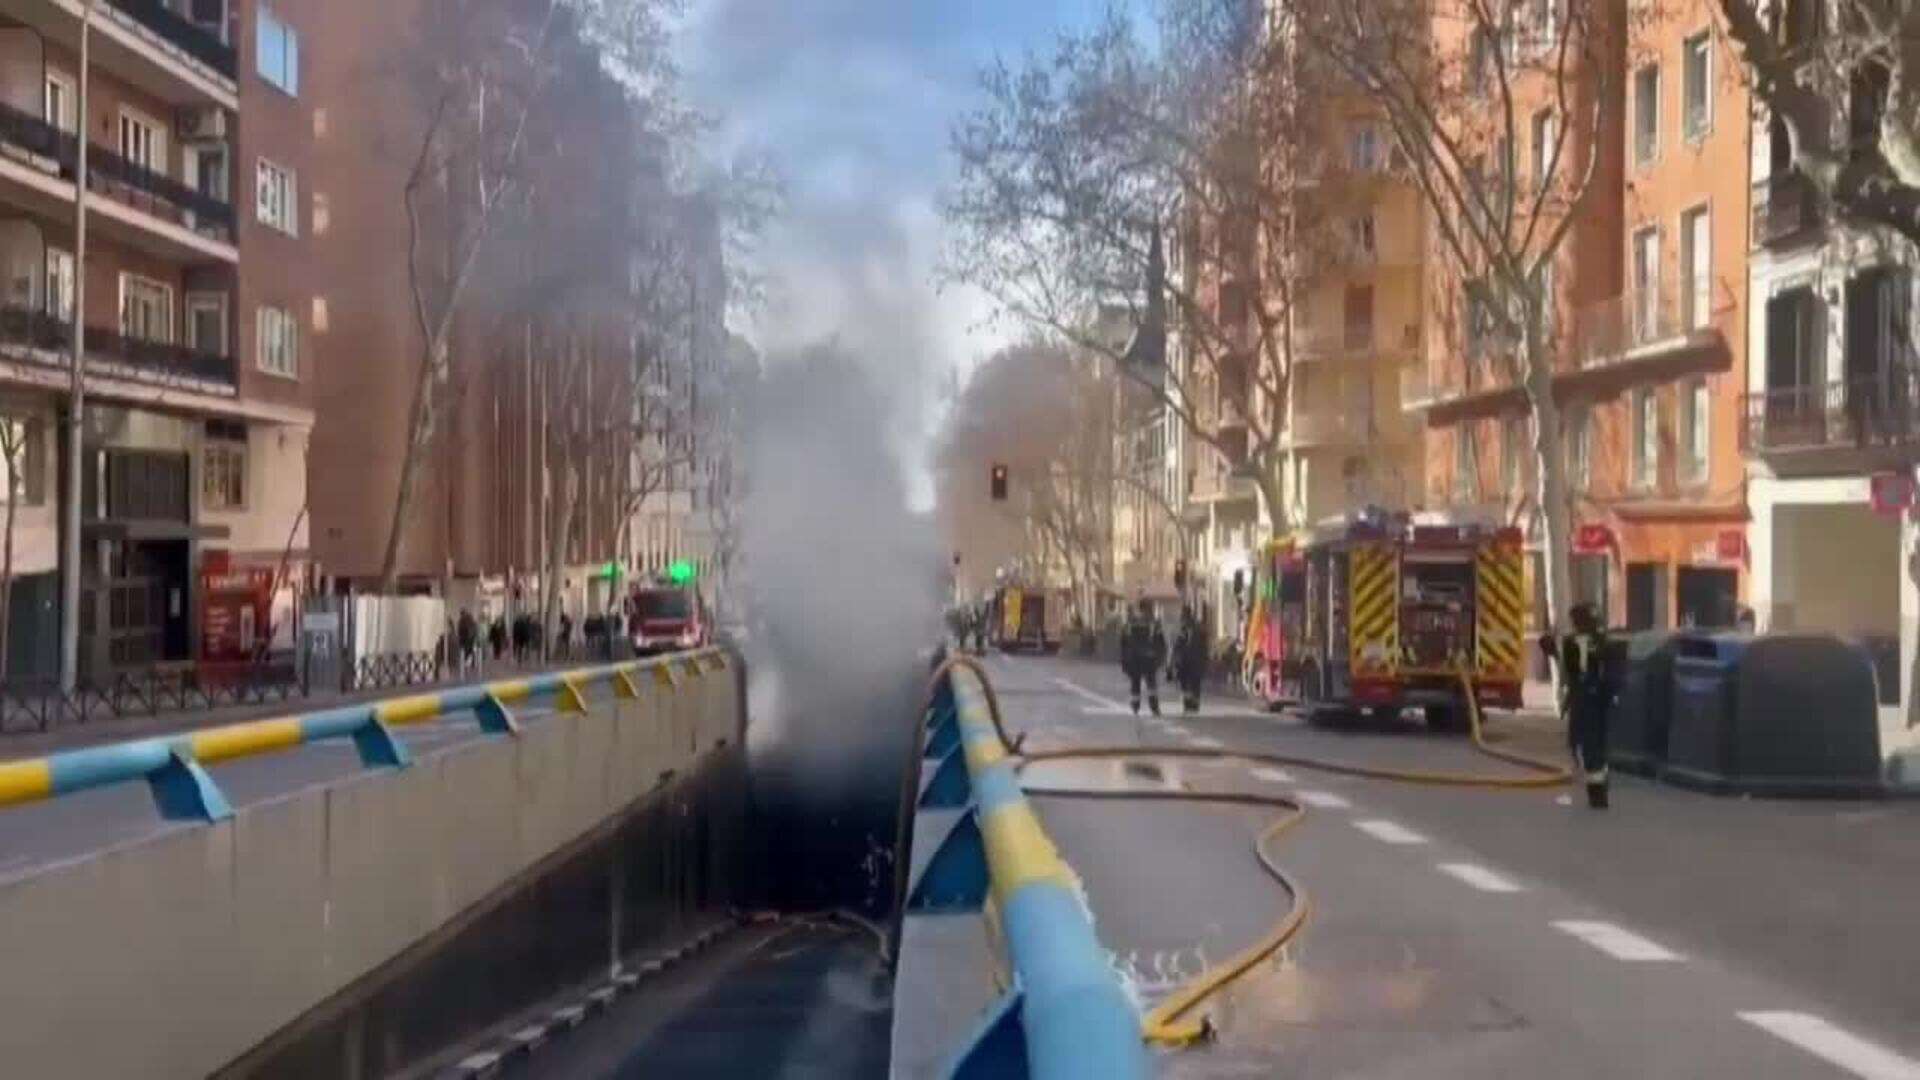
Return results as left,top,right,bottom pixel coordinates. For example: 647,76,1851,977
677,0,1116,494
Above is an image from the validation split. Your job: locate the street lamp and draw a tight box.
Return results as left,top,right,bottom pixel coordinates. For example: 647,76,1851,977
58,0,94,694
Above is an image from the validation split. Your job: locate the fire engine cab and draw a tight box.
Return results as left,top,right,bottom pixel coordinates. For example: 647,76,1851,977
1242,511,1525,728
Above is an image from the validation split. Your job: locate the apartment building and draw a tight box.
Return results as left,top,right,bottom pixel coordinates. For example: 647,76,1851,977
1741,0,1915,747
1286,103,1425,529
305,0,716,623
0,0,312,680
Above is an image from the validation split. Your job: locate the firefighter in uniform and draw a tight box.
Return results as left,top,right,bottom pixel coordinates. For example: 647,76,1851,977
1120,600,1168,716
1545,603,1615,809
1172,606,1209,714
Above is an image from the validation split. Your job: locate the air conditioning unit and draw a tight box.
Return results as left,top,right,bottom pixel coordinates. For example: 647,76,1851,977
178,107,227,142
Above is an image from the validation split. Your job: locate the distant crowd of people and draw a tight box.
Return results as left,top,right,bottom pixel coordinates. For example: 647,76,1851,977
447,606,636,675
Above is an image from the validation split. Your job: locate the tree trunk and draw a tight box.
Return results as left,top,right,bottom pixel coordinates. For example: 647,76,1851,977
1524,326,1576,648
377,333,447,594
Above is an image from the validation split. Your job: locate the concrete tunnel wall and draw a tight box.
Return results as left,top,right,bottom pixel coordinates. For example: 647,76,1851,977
0,658,743,1079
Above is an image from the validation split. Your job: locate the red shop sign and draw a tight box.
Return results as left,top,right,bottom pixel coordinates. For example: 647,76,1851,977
1870,471,1915,517
1715,529,1745,562
1573,524,1615,554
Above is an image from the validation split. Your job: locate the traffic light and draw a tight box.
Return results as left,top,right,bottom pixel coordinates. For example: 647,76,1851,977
990,463,1009,501
1173,558,1188,590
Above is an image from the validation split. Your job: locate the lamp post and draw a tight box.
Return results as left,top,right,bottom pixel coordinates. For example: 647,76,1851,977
58,0,94,694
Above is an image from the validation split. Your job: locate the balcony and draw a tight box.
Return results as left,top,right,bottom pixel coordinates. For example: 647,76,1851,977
1569,276,1732,388
1297,323,1372,363
1753,172,1822,248
1742,373,1920,457
0,303,236,392
0,100,235,258
1287,407,1371,448
0,0,236,106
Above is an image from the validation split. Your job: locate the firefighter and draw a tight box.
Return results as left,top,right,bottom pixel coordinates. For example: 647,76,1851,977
1120,599,1168,715
1172,605,1209,714
1542,603,1616,809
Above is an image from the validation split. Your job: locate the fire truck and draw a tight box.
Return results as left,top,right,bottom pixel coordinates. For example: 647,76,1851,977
1241,512,1526,728
990,584,1068,654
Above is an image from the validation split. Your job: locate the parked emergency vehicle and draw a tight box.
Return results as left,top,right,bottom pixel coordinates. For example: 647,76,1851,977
990,584,1068,654
627,581,708,655
1241,513,1526,727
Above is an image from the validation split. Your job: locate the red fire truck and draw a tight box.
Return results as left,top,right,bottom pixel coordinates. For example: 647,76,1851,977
1241,513,1525,728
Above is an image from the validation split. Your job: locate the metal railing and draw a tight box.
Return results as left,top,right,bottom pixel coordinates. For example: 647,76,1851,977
110,0,237,78
0,660,300,735
1741,372,1920,453
0,100,234,242
1753,172,1821,246
0,649,727,820
0,303,237,388
904,662,1146,1078
1297,323,1375,360
1575,275,1724,366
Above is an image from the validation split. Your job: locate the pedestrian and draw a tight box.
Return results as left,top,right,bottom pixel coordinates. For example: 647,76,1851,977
558,610,574,661
973,603,989,653
511,613,531,662
456,608,478,675
1119,599,1168,716
1172,605,1209,714
1541,602,1616,809
489,616,507,661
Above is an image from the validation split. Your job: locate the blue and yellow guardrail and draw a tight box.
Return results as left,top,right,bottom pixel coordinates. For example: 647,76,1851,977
906,657,1147,1080
0,650,727,822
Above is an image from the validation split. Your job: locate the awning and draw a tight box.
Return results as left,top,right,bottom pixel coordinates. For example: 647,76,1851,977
83,519,231,541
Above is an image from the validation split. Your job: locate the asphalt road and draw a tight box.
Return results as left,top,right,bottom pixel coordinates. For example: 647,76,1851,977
986,651,1920,1079
0,694,576,884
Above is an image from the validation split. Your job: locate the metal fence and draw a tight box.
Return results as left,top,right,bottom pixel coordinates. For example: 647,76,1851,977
0,659,302,735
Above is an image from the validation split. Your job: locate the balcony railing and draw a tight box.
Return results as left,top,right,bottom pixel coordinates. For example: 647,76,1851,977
0,304,236,389
1297,323,1376,360
111,0,237,79
0,100,233,244
1575,276,1723,367
1753,172,1822,247
1741,372,1920,454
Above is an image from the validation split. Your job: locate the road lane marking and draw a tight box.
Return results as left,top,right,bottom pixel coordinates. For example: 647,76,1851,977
1353,819,1426,844
1249,767,1296,784
1296,790,1351,809
1437,862,1524,893
1052,677,1130,713
1738,1012,1920,1079
1189,735,1224,750
1551,920,1681,962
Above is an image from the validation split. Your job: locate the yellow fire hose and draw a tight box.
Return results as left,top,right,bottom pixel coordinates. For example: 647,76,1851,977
918,652,1573,1049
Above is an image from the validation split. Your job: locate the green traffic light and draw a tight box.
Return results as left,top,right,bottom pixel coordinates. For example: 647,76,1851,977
667,559,696,584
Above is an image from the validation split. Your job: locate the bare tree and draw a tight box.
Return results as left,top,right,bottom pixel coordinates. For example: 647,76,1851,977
1297,0,1619,632
1718,0,1920,247
376,0,566,593
0,413,31,683
945,1,1329,534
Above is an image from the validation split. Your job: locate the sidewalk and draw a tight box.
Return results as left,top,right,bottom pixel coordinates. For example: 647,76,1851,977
0,653,609,762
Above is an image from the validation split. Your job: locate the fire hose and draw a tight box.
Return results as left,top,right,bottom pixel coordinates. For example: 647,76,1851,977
908,651,1572,1048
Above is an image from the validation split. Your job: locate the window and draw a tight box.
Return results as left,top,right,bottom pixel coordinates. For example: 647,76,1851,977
203,424,246,510
1679,378,1709,484
1531,109,1556,189
120,274,174,343
257,304,298,377
118,108,165,173
1631,226,1660,343
1348,213,1376,260
256,6,300,95
1632,386,1659,489
44,248,74,320
43,71,75,133
256,158,298,235
1565,406,1590,491
1634,63,1660,165
1348,125,1384,172
1680,206,1710,330
1503,415,1526,492
0,415,46,506
186,293,228,354
188,144,229,202
1683,32,1712,139
1344,284,1374,348
1455,424,1479,502
1536,259,1557,337
1525,0,1559,47
1468,28,1494,95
